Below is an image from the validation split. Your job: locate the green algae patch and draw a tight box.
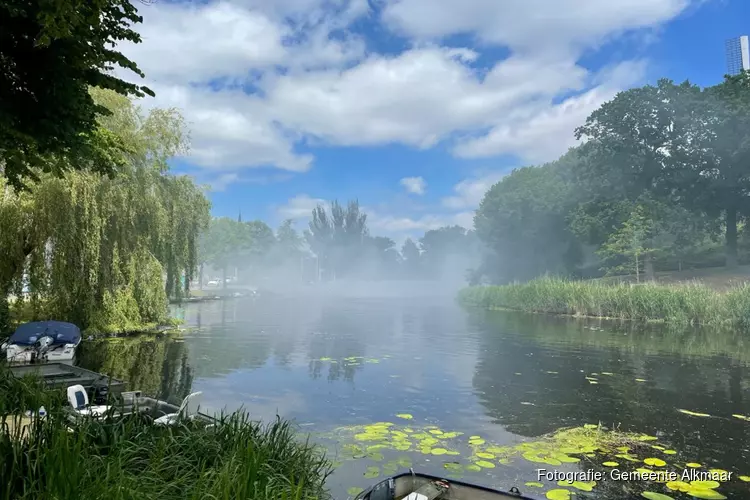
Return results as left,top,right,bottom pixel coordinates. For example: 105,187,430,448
546,489,571,500
641,492,674,500
347,487,365,496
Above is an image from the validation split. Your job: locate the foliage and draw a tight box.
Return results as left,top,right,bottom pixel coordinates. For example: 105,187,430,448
0,89,210,333
458,277,750,327
0,366,333,500
0,0,154,188
575,74,750,267
304,200,368,280
474,151,585,283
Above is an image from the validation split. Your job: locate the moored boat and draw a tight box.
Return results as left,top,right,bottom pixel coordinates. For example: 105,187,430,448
3,321,82,363
354,473,534,500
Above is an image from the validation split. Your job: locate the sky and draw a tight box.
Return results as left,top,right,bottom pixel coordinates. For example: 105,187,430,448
117,0,750,245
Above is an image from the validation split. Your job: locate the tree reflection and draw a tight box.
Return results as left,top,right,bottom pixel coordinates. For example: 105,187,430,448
470,310,750,475
77,336,193,404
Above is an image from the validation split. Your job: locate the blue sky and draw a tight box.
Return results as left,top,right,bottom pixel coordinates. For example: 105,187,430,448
120,0,750,244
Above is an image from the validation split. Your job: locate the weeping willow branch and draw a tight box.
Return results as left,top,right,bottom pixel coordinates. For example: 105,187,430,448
0,90,210,334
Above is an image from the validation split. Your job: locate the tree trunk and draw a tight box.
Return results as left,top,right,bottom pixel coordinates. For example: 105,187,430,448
726,208,738,268
643,253,655,281
0,285,11,337
635,252,640,283
199,264,204,290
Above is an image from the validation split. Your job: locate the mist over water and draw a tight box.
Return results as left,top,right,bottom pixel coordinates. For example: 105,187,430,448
79,295,750,499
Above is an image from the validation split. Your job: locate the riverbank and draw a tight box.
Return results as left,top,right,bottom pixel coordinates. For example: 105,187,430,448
5,298,185,338
0,365,332,500
457,277,750,326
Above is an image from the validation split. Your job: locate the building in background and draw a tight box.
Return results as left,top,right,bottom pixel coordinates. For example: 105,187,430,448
726,35,750,75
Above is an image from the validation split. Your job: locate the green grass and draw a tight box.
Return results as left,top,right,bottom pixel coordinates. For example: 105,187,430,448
458,276,750,327
0,367,333,500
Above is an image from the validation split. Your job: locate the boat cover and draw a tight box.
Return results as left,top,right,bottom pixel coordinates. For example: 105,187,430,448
9,321,82,346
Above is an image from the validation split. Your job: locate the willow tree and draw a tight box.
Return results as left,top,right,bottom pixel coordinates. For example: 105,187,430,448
0,89,210,334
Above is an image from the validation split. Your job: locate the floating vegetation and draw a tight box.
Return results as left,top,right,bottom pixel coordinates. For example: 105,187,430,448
739,475,750,482
644,458,667,467
347,487,365,496
395,414,413,420
323,417,737,499
732,414,750,421
677,409,711,417
641,492,674,500
636,378,648,383
525,482,544,488
545,489,571,500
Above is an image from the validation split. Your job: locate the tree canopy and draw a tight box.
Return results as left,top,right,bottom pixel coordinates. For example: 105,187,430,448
1,0,153,188
0,89,209,335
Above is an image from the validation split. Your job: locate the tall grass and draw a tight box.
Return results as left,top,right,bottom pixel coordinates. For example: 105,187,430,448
0,367,333,500
458,276,750,327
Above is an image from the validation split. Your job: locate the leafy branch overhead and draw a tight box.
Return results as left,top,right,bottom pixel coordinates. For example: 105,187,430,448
0,0,154,188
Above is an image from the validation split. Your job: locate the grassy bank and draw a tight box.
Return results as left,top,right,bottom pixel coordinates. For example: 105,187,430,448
0,367,332,500
458,277,750,326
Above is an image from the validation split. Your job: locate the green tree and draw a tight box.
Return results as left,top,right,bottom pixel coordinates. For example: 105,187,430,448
474,151,584,283
0,90,209,333
401,238,421,277
1,0,154,188
575,75,750,267
199,218,252,289
304,200,368,280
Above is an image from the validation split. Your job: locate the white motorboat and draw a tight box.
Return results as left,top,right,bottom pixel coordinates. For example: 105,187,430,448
3,321,82,363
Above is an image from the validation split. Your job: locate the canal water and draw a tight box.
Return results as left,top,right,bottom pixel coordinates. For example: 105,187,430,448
78,292,750,499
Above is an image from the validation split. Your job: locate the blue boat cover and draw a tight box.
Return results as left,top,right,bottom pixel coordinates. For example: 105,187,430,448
9,321,81,346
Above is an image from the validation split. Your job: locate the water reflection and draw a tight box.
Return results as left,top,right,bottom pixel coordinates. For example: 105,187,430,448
77,336,193,405
80,296,750,498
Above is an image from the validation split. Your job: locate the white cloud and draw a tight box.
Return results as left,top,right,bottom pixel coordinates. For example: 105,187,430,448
117,0,702,180
400,176,426,195
277,194,327,219
442,171,509,209
381,0,691,54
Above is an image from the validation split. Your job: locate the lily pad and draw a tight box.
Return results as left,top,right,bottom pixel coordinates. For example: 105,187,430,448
686,462,702,468
431,448,448,456
602,461,619,467
663,450,677,455
443,462,462,471
468,438,486,445
558,480,596,492
347,487,365,496
666,481,691,492
546,489,571,500
475,460,495,468
684,488,726,500
644,458,667,467
641,492,674,500
363,466,380,479
395,414,413,420
732,414,750,421
584,424,598,429
636,378,647,382
525,482,544,488
738,476,750,482
690,481,720,489
476,452,495,459
465,464,482,472
678,409,711,417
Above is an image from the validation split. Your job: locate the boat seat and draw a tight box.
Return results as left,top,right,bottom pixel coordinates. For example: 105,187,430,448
154,391,203,426
66,384,110,417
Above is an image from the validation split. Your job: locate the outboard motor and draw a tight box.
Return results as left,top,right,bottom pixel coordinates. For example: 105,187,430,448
90,380,110,405
31,336,54,362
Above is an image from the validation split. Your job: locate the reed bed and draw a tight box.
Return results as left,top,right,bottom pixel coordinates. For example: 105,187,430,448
0,367,332,500
458,276,750,327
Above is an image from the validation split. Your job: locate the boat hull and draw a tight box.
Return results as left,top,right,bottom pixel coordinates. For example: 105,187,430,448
5,342,79,362
354,473,534,500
